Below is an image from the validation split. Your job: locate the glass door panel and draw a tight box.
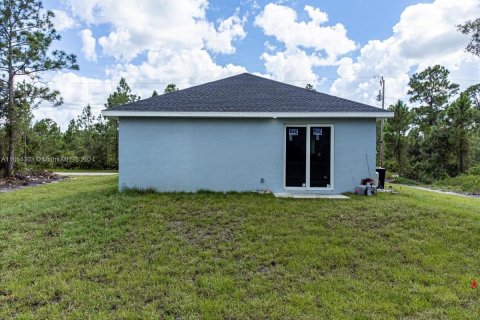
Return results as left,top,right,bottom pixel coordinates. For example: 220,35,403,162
285,126,306,187
309,127,331,188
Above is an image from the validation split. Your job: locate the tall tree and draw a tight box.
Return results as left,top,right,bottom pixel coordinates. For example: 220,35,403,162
77,104,96,130
71,105,100,168
384,101,411,175
446,92,477,173
105,78,140,109
151,90,159,97
63,119,79,156
305,83,316,91
458,18,480,56
408,65,459,131
164,84,178,93
464,83,480,109
424,122,455,179
0,0,78,177
31,118,62,159
104,78,139,168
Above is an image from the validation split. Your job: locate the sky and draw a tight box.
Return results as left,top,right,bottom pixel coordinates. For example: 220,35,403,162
37,0,480,129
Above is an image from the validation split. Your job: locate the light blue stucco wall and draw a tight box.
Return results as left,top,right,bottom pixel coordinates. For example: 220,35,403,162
118,117,376,194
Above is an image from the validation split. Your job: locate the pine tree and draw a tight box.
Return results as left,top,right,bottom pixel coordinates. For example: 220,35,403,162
458,18,480,56
384,101,411,175
465,84,480,109
446,92,477,173
0,0,77,177
408,65,459,132
104,78,140,168
164,84,178,93
105,78,140,109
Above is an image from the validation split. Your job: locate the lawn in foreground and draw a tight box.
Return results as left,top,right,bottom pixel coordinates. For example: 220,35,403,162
0,177,479,319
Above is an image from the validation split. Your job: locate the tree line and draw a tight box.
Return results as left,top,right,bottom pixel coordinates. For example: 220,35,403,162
0,79,178,171
0,0,178,176
382,18,480,182
2,62,479,184
383,65,480,182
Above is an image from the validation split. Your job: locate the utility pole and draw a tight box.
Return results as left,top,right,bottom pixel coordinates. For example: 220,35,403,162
377,76,385,168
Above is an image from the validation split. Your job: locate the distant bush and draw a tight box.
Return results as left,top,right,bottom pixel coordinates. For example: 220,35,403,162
433,174,480,194
468,164,480,176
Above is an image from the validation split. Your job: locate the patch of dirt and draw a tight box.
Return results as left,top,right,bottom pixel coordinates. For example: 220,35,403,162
167,219,236,249
0,170,65,193
52,290,62,304
258,260,278,273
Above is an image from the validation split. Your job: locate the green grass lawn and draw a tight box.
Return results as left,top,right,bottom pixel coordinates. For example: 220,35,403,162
0,177,479,319
432,174,480,194
390,165,480,195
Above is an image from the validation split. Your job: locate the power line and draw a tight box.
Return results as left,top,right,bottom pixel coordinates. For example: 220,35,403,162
58,77,375,85
52,76,479,86
377,76,386,170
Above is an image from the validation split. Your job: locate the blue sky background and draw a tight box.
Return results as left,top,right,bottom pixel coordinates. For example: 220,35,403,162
37,0,478,129
46,0,429,79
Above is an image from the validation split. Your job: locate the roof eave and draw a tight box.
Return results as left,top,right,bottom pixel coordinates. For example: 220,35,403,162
102,110,394,119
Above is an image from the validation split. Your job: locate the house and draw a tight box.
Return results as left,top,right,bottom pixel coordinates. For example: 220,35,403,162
102,73,393,194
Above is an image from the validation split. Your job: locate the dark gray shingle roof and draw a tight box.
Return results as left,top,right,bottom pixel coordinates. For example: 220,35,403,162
108,73,388,113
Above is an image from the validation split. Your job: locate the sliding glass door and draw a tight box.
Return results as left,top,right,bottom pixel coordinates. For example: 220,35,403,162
309,126,331,188
285,125,333,189
285,127,307,187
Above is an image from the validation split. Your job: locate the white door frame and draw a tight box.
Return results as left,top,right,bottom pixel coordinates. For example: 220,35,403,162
283,124,335,191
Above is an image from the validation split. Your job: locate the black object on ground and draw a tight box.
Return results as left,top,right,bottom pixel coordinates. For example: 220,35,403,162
376,168,386,189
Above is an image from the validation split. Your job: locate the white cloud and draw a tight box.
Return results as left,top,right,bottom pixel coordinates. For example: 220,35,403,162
304,5,328,25
65,0,246,61
260,49,325,86
33,73,116,129
105,48,247,97
40,51,247,129
38,0,248,129
79,29,97,62
204,14,247,54
61,0,104,24
97,28,132,61
254,3,356,58
264,41,276,52
254,3,356,87
40,0,480,130
51,9,76,31
330,0,480,107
